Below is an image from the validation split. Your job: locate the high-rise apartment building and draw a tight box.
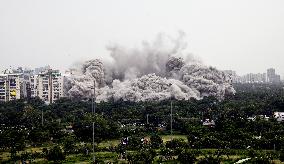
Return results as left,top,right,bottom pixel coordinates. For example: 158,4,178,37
32,69,64,104
0,75,8,102
0,67,65,104
0,73,21,102
267,68,281,83
267,68,276,82
225,68,282,84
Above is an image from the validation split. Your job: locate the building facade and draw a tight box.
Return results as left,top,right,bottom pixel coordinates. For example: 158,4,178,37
0,75,8,102
226,68,281,84
0,67,64,104
0,73,21,102
33,69,64,104
267,68,281,83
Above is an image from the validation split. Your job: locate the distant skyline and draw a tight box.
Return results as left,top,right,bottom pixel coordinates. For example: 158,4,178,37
1,0,284,77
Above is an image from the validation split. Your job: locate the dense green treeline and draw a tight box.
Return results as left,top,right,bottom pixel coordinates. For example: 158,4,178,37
1,83,284,163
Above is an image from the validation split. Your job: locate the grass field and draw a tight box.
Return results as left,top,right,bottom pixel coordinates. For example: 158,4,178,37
0,135,281,163
0,146,48,161
0,135,205,162
0,151,10,161
98,139,120,148
160,134,187,143
97,134,188,148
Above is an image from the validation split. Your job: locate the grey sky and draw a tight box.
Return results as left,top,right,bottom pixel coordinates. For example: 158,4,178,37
0,0,283,76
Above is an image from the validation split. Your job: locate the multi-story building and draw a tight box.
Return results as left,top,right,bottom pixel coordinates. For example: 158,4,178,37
223,70,237,83
0,72,21,102
267,68,276,83
0,67,65,104
230,73,266,83
228,68,281,84
30,75,37,98
0,75,8,102
33,69,64,104
275,75,281,83
7,74,21,101
244,73,267,83
267,68,275,79
267,68,281,83
34,65,51,75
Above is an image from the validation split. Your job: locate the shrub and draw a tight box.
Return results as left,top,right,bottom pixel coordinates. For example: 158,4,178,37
178,149,197,164
280,149,284,162
127,136,144,150
243,157,270,164
46,145,66,163
197,155,221,164
160,147,175,161
127,148,156,163
62,134,77,154
165,138,187,149
150,134,163,149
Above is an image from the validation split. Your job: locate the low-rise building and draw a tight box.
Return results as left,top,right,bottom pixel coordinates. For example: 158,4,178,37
247,115,270,121
274,112,284,122
202,119,215,126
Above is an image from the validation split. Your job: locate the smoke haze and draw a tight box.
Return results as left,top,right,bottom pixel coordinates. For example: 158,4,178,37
65,33,235,102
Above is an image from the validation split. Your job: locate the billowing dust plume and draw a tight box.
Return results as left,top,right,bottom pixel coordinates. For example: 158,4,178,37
65,32,235,102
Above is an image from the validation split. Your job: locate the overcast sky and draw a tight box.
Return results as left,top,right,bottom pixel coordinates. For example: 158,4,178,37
0,0,283,76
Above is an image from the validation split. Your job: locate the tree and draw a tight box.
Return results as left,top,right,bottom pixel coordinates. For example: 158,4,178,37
150,134,163,149
19,152,34,163
178,149,197,164
62,134,77,155
127,148,156,163
197,155,221,164
280,149,284,162
46,146,65,163
28,127,49,145
3,128,26,160
45,121,65,142
127,136,144,150
73,113,119,143
165,138,187,150
160,148,175,161
140,148,156,163
248,157,270,164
